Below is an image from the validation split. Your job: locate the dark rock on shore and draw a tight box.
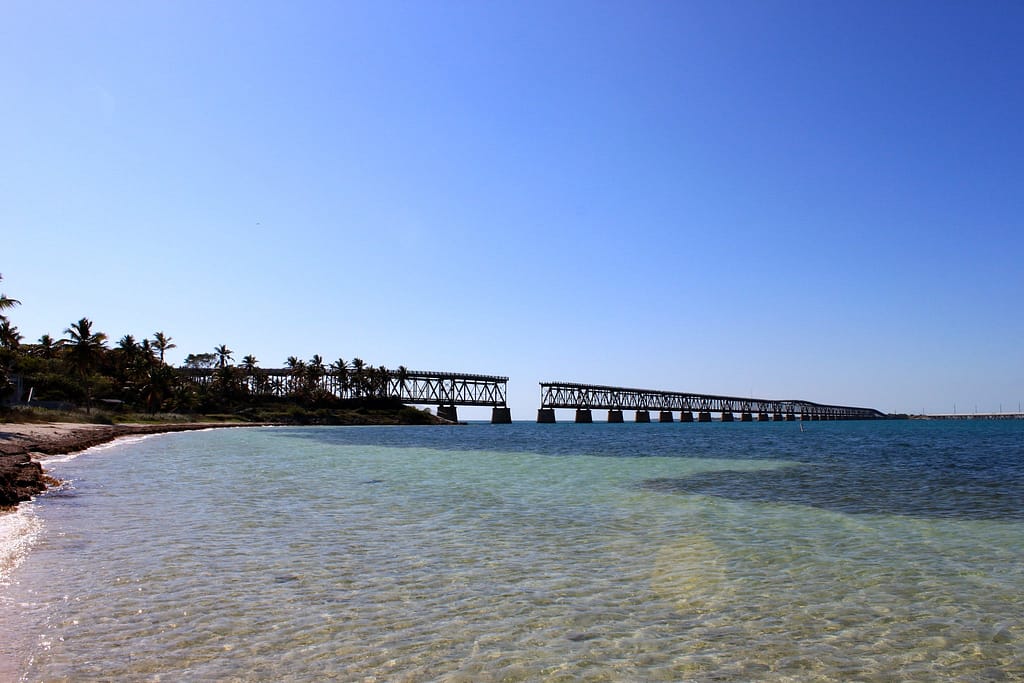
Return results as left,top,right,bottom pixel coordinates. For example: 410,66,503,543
0,452,47,507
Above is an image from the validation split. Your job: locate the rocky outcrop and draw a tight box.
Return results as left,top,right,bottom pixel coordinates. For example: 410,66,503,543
0,451,47,507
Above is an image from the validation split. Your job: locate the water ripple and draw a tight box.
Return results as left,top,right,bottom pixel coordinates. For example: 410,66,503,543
1,423,1022,680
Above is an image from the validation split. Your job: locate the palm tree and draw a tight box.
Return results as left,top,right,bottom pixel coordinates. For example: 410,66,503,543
396,365,410,397
330,358,348,397
241,354,260,395
0,320,22,349
306,354,326,395
114,334,146,391
0,276,21,394
63,317,108,373
214,344,233,368
35,334,59,359
0,274,19,323
376,365,390,398
140,364,174,414
152,332,176,364
63,317,109,411
285,356,306,397
351,357,366,398
212,363,243,403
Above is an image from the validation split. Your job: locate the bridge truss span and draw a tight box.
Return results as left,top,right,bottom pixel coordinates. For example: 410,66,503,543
393,371,508,409
538,381,884,423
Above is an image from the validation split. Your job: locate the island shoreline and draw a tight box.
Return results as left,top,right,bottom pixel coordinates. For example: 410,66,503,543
0,422,277,508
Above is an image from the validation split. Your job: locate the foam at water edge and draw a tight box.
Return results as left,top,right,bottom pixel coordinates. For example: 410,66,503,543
42,433,160,464
0,505,43,587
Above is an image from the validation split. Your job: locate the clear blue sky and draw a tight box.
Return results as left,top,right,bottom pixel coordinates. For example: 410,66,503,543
3,1,1022,418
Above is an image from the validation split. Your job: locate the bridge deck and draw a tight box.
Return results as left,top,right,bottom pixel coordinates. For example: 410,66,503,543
540,382,884,419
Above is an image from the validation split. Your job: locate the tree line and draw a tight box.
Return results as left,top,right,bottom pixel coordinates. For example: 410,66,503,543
0,274,410,415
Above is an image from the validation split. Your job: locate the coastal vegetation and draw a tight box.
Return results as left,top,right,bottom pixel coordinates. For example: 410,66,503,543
0,274,436,425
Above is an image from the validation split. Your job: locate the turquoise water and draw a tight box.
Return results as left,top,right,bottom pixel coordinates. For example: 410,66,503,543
2,421,1022,681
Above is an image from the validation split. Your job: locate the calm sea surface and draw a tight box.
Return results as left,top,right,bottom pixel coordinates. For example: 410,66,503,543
1,420,1022,681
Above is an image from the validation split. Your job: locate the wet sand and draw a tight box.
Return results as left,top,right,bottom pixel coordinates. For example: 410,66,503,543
0,421,270,458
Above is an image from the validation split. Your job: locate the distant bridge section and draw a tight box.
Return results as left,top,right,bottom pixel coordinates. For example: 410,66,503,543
388,371,510,422
538,382,884,423
917,412,1024,420
179,368,510,423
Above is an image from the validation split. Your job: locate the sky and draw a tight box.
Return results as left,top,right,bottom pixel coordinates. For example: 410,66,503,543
3,1,1023,419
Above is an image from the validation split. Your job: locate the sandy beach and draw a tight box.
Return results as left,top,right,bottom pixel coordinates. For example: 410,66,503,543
0,421,258,458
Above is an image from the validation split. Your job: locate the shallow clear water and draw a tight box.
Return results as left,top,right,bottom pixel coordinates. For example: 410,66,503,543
2,421,1022,681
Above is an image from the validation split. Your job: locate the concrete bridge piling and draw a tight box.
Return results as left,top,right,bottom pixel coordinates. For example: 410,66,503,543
437,405,459,423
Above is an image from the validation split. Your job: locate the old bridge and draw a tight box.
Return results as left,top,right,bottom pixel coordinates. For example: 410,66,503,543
538,382,884,422
179,368,510,423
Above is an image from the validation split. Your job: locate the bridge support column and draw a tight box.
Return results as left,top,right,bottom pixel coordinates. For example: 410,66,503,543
680,411,694,422
698,411,712,422
758,412,770,421
607,410,624,423
635,410,651,423
491,407,512,424
773,412,784,421
659,411,674,422
721,411,734,422
575,409,593,423
786,412,796,421
537,408,556,423
741,411,753,422
437,405,459,423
